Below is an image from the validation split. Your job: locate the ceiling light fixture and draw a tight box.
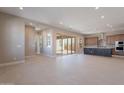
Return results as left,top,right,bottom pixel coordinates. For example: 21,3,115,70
107,24,110,27
110,25,113,28
107,24,112,28
19,7,23,10
35,27,41,31
59,22,63,25
101,15,105,19
112,29,114,31
69,26,72,28
29,23,33,26
95,7,99,10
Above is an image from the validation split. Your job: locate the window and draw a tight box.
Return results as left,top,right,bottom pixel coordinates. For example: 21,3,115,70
47,33,51,47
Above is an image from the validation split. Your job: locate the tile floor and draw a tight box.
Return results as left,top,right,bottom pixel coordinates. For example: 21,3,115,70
0,54,124,85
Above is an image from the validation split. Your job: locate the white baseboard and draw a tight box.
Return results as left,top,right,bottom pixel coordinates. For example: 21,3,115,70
25,55,37,59
40,53,56,58
0,54,56,67
0,60,25,67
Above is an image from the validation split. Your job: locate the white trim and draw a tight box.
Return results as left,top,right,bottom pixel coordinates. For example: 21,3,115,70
25,55,36,58
0,60,25,67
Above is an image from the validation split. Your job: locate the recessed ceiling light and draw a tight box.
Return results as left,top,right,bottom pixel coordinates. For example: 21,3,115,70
101,15,105,19
69,26,72,28
107,24,110,27
59,22,63,25
110,25,113,28
107,24,112,28
29,23,33,26
19,7,23,10
35,27,41,31
112,29,114,31
95,7,99,10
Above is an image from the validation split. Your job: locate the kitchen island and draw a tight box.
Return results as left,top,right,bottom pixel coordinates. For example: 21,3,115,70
84,47,113,57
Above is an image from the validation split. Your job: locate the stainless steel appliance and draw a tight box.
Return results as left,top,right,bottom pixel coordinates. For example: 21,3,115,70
115,41,124,55
115,41,124,51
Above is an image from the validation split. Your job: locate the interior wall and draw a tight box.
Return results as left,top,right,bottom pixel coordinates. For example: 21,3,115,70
0,12,25,64
41,29,54,56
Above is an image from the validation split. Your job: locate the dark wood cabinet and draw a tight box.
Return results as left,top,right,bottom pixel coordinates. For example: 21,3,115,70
84,48,112,57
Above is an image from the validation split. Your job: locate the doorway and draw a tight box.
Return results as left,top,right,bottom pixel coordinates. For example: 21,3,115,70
56,34,76,55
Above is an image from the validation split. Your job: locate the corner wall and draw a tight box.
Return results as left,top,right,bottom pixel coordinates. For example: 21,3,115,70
0,13,25,64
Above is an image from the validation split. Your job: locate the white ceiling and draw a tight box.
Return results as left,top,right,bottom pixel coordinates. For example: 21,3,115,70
0,7,124,34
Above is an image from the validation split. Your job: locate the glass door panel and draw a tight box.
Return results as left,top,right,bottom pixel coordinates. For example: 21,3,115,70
56,39,62,54
68,38,72,54
56,34,63,55
63,38,68,54
72,37,76,54
56,34,76,55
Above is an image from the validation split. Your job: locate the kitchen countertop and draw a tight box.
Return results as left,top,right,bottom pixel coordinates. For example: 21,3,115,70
84,46,114,49
84,47,113,49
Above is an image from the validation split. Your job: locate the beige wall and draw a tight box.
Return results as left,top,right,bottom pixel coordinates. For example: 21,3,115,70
0,12,45,64
0,12,25,64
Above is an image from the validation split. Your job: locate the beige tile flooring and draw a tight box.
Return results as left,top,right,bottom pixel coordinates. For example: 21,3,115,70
56,50,75,54
0,54,124,85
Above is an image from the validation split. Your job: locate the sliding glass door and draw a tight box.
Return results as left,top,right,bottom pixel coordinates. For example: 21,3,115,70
72,37,76,54
56,34,63,54
68,37,72,54
56,34,76,55
63,38,68,54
